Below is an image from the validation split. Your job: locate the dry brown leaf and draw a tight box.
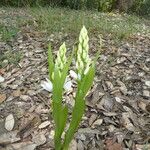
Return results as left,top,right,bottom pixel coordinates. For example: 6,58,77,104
92,119,103,128
69,139,77,150
105,139,123,150
138,101,147,112
89,113,98,126
0,93,6,104
7,141,37,150
121,113,135,131
77,140,84,150
18,113,41,137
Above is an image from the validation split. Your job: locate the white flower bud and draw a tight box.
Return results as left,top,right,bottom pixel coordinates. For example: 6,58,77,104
41,78,53,92
70,70,78,80
64,80,72,91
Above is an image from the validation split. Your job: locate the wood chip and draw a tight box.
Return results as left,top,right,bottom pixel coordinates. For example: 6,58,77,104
38,121,50,129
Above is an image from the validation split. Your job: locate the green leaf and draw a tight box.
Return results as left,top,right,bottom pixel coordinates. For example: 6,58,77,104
78,66,95,99
62,59,95,150
59,106,68,137
53,103,68,150
52,49,74,150
63,98,85,149
48,44,54,81
53,101,62,150
61,48,74,83
53,68,63,102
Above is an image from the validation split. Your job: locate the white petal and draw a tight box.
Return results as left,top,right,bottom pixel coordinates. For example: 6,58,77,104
70,70,78,80
41,79,53,92
64,80,72,91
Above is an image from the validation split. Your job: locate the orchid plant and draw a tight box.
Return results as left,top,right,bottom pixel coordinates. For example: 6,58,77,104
41,26,100,150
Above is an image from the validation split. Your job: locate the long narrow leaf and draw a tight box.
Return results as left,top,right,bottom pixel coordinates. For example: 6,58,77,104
48,44,54,81
63,98,85,149
78,66,95,99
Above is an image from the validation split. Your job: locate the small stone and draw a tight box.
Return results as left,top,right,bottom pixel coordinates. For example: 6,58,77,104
38,121,50,129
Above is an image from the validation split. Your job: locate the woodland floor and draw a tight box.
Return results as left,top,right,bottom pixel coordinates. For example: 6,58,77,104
0,8,150,150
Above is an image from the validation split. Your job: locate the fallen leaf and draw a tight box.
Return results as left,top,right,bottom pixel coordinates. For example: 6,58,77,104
0,94,6,104
121,113,135,131
7,141,37,150
146,103,150,112
20,95,32,101
105,139,123,150
135,144,150,150
138,101,147,112
32,133,46,146
38,121,50,129
143,90,150,97
89,113,98,126
0,69,5,75
0,75,5,82
0,131,20,145
145,81,150,87
117,80,128,95
77,140,84,150
5,114,15,131
18,113,41,138
92,119,103,128
69,139,77,150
